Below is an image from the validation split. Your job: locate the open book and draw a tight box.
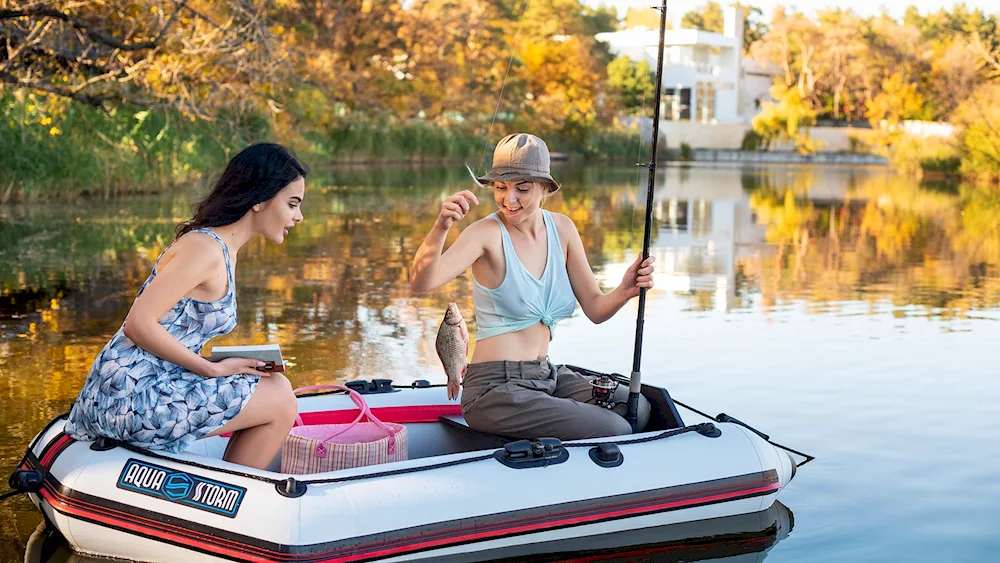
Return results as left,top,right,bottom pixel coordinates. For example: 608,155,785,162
209,344,285,372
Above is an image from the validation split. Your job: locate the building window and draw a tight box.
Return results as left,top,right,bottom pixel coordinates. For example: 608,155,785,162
696,81,715,123
663,87,691,121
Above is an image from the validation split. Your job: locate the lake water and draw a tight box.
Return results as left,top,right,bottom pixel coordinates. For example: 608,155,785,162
1,163,998,562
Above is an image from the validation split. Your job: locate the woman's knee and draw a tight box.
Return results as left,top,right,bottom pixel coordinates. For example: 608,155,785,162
258,374,298,426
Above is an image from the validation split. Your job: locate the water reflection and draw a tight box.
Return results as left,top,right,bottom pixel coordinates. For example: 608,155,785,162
21,502,793,563
4,163,1000,560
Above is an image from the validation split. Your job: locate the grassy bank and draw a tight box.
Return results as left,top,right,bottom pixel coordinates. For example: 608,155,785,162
1,91,250,201
1,91,644,202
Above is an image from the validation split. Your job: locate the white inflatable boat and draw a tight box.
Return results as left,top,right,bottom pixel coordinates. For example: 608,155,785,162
11,376,807,563
23,498,794,563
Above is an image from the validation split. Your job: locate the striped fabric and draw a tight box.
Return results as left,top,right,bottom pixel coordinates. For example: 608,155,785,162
281,425,408,474
281,385,408,474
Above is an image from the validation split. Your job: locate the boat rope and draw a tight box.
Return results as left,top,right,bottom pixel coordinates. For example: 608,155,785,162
560,423,710,449
107,421,716,488
300,423,713,485
673,400,816,467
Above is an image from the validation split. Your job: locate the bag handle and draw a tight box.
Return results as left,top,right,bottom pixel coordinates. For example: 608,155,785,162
291,384,398,447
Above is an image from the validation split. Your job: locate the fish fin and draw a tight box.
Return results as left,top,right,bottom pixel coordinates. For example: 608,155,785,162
465,164,488,188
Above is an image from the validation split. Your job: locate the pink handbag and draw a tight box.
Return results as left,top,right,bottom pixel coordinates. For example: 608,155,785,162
281,385,408,475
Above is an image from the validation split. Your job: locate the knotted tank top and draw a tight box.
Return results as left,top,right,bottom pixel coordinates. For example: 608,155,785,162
472,210,577,340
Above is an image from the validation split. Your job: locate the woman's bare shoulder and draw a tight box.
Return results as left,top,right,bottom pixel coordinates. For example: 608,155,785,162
548,212,581,237
157,232,225,271
463,215,501,237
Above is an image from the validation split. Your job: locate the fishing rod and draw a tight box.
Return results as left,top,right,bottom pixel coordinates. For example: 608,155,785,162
625,0,668,433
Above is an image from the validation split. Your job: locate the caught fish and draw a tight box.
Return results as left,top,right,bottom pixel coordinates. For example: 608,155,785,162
435,302,469,400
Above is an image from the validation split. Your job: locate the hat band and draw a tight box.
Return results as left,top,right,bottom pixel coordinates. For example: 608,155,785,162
487,166,550,176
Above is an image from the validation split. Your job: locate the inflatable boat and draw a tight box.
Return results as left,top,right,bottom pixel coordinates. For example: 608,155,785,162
23,497,794,563
11,375,807,563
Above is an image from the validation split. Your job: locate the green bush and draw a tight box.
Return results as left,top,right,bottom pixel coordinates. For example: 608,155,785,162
952,84,1000,182
0,90,245,201
878,132,960,178
919,156,962,175
1,88,658,200
679,142,694,161
741,130,763,151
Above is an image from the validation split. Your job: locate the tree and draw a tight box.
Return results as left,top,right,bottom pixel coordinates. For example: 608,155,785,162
0,1,283,118
927,38,983,117
951,84,1000,181
752,83,817,152
865,72,924,128
737,4,769,54
510,0,612,142
682,2,767,53
517,35,606,142
623,6,663,30
970,32,1000,80
270,0,406,115
814,9,868,121
397,0,517,125
581,4,619,35
682,1,724,33
606,56,654,114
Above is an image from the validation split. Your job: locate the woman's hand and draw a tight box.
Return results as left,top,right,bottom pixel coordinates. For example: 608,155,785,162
619,254,656,299
435,191,479,230
208,357,273,378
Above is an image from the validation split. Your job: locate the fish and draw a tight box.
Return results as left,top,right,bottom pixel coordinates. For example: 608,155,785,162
435,302,469,401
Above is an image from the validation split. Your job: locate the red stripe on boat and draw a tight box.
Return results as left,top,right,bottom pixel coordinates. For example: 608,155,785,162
40,434,75,467
349,484,781,562
220,405,464,436
34,474,778,563
300,405,463,425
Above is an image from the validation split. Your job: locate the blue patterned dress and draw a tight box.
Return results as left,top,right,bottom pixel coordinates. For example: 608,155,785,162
65,228,259,453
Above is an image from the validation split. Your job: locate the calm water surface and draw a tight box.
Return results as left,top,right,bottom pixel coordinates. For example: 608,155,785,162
2,163,999,562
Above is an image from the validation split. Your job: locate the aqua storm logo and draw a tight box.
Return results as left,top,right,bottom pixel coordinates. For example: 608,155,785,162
162,473,193,500
118,459,246,518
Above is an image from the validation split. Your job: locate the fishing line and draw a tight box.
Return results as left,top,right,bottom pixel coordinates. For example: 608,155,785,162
467,0,533,186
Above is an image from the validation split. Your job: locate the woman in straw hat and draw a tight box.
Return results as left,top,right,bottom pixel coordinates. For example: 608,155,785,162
410,133,653,440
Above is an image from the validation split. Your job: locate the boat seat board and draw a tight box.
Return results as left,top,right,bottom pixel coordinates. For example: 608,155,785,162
438,415,516,446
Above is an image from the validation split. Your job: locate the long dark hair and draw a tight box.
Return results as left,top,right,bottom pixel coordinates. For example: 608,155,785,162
176,143,309,239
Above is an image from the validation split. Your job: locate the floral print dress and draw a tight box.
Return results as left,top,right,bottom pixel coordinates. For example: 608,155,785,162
65,228,258,453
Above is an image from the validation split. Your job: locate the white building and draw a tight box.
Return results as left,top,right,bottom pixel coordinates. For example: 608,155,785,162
596,6,780,125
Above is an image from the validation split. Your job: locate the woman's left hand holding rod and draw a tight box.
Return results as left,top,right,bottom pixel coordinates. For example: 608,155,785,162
619,254,656,299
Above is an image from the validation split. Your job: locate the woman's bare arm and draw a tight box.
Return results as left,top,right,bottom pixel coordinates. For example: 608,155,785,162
122,234,268,378
559,214,654,324
409,190,489,293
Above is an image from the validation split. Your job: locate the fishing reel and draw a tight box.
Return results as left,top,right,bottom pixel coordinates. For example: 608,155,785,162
589,375,619,409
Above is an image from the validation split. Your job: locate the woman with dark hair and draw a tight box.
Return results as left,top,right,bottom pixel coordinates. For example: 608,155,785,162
65,143,308,469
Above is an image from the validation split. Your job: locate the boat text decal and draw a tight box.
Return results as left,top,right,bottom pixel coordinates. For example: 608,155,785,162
116,458,246,518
